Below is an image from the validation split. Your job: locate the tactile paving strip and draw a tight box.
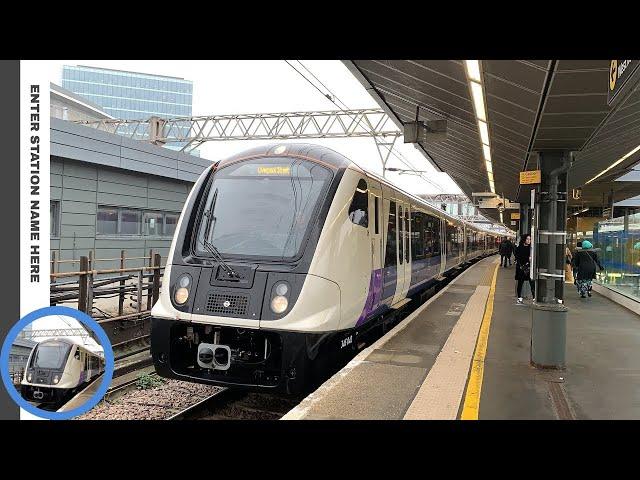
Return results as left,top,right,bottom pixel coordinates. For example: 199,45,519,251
403,285,490,420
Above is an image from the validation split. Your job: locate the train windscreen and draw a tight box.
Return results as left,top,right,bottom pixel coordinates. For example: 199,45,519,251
32,342,71,369
195,157,332,260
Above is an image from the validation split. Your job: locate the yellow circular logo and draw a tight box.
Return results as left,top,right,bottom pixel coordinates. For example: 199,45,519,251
610,60,618,91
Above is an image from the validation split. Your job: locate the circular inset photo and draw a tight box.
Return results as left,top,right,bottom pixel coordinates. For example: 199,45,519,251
1,306,114,420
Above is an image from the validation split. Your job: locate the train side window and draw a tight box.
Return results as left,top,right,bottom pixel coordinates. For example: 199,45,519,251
411,211,425,260
374,196,379,234
384,201,397,267
424,214,442,257
74,348,80,360
348,179,369,227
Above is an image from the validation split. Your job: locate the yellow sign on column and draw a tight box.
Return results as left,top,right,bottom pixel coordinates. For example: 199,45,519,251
520,170,541,184
511,212,520,220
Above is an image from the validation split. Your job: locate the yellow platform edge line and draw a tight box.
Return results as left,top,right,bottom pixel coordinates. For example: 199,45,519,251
460,262,499,420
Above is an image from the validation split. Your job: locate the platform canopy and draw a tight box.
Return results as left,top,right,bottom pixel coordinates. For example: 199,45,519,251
345,60,640,220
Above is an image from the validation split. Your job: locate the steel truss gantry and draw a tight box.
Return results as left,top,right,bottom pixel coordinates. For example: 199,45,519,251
20,328,89,339
75,108,402,154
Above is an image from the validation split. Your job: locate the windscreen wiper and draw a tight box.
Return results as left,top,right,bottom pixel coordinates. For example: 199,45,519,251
200,187,239,279
202,239,240,279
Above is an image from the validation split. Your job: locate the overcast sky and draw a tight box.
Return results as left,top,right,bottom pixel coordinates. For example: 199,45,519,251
42,60,461,195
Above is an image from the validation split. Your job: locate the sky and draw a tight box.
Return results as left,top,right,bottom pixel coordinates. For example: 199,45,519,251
42,60,462,195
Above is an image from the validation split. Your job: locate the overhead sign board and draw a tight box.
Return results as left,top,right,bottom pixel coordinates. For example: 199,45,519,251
511,212,520,220
520,170,541,185
608,60,640,107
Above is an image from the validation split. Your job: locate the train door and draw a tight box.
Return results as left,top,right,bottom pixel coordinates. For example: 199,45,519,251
368,182,383,274
393,200,411,304
440,218,447,274
367,180,383,313
382,195,399,302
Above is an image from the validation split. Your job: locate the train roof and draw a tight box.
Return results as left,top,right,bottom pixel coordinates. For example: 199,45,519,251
218,143,507,237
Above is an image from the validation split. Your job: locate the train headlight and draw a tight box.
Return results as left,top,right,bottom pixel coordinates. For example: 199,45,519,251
175,287,189,305
178,274,191,288
53,375,59,384
174,274,191,305
275,282,289,296
27,373,32,382
270,295,289,314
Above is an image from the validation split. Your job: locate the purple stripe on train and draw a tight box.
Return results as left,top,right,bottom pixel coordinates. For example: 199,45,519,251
356,268,383,327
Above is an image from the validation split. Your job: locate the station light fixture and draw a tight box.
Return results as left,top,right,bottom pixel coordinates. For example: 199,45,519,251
465,60,481,83
478,120,490,146
470,82,486,121
585,144,640,185
465,60,494,194
483,144,491,161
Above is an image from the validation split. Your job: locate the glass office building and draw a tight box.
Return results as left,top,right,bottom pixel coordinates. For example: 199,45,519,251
61,65,196,153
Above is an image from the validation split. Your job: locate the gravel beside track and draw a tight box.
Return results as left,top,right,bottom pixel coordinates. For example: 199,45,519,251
77,379,223,420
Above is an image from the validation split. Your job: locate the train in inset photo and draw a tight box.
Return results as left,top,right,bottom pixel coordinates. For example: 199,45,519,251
9,316,106,411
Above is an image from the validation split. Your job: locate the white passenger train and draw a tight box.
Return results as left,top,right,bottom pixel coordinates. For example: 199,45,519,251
151,144,501,393
21,338,105,403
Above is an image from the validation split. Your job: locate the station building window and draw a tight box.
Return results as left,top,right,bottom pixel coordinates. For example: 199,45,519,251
120,209,142,235
97,206,181,237
348,179,369,227
144,211,164,236
50,201,60,237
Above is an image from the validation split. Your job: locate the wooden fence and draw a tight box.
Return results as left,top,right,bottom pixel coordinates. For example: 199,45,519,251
50,249,164,318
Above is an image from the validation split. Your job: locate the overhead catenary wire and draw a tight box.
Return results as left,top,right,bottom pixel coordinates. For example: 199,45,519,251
284,60,443,192
288,62,501,226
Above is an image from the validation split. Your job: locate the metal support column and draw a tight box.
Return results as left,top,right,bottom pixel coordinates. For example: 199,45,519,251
531,150,572,369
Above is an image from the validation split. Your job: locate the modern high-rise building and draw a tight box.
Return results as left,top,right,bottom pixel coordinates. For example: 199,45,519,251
61,65,196,154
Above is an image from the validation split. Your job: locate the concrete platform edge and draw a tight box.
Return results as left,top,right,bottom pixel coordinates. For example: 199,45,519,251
281,257,493,420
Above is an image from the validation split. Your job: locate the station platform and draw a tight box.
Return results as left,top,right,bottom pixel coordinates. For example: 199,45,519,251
283,255,640,420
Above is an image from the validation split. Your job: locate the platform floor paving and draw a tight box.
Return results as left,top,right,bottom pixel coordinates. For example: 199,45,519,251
283,255,640,420
481,261,640,420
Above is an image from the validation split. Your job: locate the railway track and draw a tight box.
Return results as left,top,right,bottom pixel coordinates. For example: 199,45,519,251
166,388,302,420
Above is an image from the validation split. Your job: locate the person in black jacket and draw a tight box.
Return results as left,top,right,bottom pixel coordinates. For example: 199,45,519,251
499,237,513,267
572,239,604,298
515,233,534,305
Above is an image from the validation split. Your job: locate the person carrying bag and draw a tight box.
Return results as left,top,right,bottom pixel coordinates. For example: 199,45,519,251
515,234,535,305
572,240,603,298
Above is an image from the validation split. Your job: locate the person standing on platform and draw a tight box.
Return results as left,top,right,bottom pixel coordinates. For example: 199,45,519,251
499,237,513,267
572,240,603,298
515,233,535,305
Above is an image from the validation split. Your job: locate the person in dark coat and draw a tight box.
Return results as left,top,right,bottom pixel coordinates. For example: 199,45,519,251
514,233,535,305
499,237,514,267
572,239,604,298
